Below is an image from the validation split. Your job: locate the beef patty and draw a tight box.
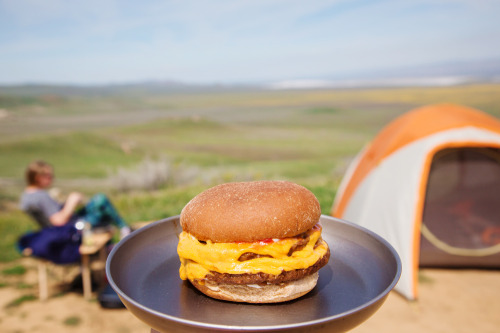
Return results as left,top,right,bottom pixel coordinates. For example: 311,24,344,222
202,243,330,285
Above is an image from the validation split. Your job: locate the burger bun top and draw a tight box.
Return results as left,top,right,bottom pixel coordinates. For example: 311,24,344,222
180,180,321,242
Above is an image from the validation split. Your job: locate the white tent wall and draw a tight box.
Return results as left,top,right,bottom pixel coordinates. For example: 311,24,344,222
333,144,368,203
336,126,500,300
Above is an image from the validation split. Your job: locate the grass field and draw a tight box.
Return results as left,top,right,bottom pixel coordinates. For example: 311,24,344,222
1,83,500,262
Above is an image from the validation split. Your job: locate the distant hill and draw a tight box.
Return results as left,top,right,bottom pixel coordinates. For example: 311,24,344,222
0,80,261,97
1,58,499,94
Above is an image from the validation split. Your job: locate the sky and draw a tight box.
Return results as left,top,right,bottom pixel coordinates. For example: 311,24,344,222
0,0,499,85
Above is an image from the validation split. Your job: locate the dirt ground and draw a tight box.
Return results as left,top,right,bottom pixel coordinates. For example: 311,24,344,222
0,258,499,333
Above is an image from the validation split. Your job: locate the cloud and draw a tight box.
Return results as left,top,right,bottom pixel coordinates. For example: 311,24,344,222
0,0,499,84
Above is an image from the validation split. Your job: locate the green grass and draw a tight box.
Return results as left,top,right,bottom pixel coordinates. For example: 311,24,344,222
1,265,27,276
0,94,41,108
4,294,37,308
304,107,342,114
63,316,82,326
15,282,34,289
115,185,207,223
0,210,34,262
0,132,143,179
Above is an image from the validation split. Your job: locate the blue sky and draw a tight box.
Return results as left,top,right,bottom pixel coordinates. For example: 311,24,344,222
0,0,499,85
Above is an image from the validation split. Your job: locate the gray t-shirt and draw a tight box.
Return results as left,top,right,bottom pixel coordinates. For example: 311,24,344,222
19,190,62,228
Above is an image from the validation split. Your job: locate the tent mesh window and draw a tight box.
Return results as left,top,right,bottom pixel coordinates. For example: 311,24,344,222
420,147,500,267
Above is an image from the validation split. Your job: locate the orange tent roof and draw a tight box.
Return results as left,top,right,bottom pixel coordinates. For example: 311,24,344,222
332,103,500,218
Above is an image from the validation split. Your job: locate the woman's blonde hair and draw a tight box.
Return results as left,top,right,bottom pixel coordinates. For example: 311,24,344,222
25,160,53,186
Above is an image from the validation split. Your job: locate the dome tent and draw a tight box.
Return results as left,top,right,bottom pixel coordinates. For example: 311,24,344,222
331,104,500,300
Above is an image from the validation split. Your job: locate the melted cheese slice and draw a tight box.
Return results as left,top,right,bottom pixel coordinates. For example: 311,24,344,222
177,225,328,281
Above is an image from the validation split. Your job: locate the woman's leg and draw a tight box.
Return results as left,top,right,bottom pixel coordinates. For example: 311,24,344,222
80,193,128,229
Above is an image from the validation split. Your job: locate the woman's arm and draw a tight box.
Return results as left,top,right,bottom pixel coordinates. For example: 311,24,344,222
49,192,83,226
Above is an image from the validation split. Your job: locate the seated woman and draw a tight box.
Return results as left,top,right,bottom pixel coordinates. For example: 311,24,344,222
19,160,131,238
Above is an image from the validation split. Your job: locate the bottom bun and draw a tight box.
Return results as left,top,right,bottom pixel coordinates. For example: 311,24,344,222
190,272,319,303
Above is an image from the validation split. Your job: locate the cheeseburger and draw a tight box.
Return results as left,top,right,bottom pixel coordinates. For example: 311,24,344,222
177,180,330,303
